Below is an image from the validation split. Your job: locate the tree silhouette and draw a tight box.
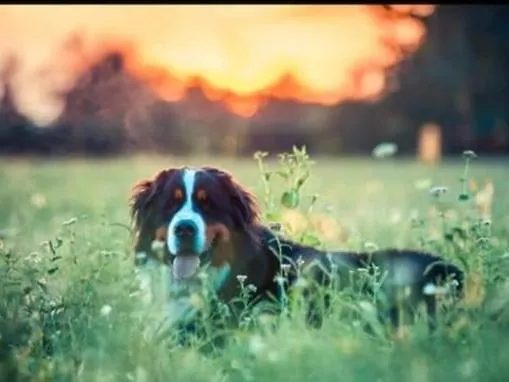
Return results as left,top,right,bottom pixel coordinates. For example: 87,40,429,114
0,56,37,154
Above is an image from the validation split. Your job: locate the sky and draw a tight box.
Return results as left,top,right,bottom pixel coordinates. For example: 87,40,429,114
0,5,434,124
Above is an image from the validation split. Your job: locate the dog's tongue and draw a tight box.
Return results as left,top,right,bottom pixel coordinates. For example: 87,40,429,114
173,255,200,280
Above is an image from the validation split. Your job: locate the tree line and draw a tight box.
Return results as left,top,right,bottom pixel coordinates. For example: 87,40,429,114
1,5,508,157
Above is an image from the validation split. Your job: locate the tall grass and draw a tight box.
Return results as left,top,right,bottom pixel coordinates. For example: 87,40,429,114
1,150,508,381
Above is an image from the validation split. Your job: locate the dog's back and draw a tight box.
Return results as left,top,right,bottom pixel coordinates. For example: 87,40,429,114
257,226,464,328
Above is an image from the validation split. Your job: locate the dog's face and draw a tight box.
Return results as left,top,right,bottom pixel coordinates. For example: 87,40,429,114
130,166,259,282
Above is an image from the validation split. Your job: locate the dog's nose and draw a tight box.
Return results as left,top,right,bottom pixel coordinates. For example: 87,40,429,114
174,220,197,240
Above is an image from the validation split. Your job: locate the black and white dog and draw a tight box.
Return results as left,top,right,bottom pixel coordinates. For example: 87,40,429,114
129,166,464,334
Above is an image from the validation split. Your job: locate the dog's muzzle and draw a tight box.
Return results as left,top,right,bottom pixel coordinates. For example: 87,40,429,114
173,219,198,254
167,216,210,281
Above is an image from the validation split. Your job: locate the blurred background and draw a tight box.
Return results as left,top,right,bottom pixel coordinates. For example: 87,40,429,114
0,5,508,160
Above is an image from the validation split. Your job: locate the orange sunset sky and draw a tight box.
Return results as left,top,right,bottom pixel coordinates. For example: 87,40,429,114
0,5,435,123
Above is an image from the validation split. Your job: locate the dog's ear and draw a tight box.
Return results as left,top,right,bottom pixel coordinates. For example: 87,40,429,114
130,179,154,231
203,167,260,229
130,171,164,228
129,169,176,254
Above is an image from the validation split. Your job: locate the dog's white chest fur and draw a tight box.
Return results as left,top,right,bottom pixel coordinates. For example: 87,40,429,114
134,254,230,332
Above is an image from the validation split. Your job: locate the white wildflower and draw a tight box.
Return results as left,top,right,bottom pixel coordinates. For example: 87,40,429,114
429,186,448,197
274,275,286,285
134,366,149,382
459,358,478,378
236,275,247,284
363,241,378,252
372,142,398,159
324,203,335,214
389,209,402,225
414,178,432,190
477,237,489,245
267,350,280,363
30,193,47,208
151,240,165,251
462,150,477,160
189,293,204,309
358,300,377,316
100,304,112,317
294,277,309,289
135,252,147,261
62,217,78,226
409,209,420,221
197,271,209,281
27,252,43,265
281,264,291,273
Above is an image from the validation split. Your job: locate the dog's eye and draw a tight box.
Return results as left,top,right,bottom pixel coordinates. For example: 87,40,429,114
173,188,183,201
196,189,207,203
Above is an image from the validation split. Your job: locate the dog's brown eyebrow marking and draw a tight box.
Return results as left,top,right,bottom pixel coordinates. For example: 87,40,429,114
197,189,207,201
174,188,183,200
155,226,167,241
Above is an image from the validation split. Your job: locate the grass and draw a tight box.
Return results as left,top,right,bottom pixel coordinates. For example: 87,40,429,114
1,150,509,382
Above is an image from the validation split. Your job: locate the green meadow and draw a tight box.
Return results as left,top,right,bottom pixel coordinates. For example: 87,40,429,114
1,151,508,381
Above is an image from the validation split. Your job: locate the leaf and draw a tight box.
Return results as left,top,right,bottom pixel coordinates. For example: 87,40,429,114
276,171,288,180
37,280,48,294
295,171,310,190
265,211,281,222
281,190,300,209
268,222,283,233
458,193,470,201
300,232,322,248
253,151,268,160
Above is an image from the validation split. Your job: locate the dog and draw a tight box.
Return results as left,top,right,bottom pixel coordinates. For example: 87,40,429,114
129,166,464,337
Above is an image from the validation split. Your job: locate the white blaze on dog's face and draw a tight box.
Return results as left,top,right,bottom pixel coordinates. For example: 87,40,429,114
166,169,207,280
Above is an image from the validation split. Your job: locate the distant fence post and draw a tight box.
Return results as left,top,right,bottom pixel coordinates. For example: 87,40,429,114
418,123,442,164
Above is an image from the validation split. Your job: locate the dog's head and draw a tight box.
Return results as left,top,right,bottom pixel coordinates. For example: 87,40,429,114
130,166,260,281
